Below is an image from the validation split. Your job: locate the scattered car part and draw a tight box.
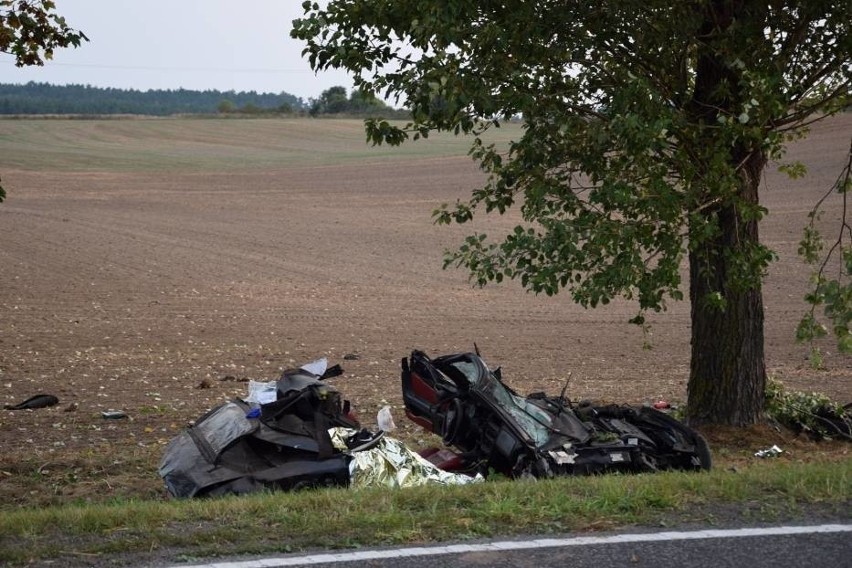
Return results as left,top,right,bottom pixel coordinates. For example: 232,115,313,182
3,394,59,410
101,410,128,419
754,445,784,458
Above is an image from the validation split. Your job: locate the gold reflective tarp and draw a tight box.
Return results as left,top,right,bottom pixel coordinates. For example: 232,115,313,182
330,428,483,488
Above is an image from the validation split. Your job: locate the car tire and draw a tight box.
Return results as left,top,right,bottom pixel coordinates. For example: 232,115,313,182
694,433,712,470
442,397,464,445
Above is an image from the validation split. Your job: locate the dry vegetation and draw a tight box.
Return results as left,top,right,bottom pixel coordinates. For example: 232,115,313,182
0,115,849,509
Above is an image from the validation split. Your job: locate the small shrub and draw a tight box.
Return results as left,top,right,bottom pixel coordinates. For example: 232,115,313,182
764,378,851,440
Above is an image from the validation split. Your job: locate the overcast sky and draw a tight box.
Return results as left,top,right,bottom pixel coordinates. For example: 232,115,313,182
0,0,354,102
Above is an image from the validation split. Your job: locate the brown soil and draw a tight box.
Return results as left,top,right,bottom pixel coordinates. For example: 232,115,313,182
0,115,849,508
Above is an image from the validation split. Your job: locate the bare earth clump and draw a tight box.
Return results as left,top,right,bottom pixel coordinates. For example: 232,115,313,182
0,115,849,508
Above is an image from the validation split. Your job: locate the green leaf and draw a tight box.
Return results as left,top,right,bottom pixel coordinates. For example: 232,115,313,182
778,161,808,179
628,314,645,325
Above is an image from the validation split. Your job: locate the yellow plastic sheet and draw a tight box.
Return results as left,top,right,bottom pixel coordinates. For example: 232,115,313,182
329,427,483,489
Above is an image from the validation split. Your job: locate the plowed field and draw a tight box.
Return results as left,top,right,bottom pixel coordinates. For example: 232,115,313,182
0,115,849,506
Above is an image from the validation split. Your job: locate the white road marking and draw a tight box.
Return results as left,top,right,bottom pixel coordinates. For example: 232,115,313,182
169,524,852,568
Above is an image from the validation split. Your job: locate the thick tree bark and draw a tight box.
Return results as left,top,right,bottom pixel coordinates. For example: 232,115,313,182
687,150,767,426
685,0,768,426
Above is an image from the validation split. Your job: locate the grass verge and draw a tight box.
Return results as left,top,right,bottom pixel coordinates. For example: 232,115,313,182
0,458,849,566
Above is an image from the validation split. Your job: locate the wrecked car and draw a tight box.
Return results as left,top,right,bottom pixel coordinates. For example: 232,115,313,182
402,349,712,478
159,362,368,497
159,360,477,498
160,348,712,498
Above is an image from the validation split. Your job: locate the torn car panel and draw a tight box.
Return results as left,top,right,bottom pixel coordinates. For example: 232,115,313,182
160,363,359,498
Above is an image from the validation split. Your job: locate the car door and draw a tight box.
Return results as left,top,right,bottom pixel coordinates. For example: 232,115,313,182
400,350,459,435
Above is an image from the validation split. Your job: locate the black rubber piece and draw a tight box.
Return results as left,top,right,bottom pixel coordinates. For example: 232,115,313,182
4,394,59,410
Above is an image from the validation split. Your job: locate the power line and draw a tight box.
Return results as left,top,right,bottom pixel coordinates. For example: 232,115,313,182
0,58,317,74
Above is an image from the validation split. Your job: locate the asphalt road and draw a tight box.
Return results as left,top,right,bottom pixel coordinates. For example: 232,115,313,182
170,524,851,568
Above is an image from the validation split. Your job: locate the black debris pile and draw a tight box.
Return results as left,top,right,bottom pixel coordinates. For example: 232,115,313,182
159,361,374,498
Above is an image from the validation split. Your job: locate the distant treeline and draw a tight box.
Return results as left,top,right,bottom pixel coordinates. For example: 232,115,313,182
0,82,411,118
0,82,304,115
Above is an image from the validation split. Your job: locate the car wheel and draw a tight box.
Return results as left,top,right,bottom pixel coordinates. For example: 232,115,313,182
694,433,712,470
442,397,464,445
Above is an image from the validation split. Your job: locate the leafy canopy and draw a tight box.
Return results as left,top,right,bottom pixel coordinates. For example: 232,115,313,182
293,1,850,337
796,143,852,356
0,0,87,66
1,0,87,202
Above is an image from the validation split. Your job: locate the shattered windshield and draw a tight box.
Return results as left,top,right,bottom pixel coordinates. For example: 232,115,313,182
448,359,553,447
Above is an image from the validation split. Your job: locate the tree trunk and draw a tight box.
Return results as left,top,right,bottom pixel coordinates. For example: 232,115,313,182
685,0,768,426
686,151,767,426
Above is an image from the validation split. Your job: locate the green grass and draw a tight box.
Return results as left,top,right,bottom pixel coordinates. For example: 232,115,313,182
0,459,848,565
0,117,521,173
